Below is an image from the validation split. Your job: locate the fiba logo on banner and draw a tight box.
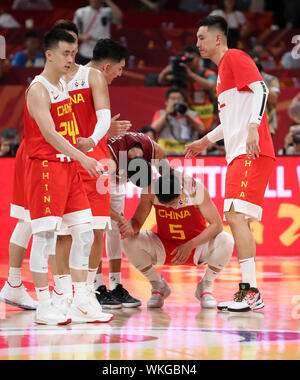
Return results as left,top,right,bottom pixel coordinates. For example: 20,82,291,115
0,35,6,59
291,35,300,60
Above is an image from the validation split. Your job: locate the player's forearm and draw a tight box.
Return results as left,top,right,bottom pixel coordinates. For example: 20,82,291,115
130,218,142,235
189,222,223,250
89,109,111,145
248,81,269,126
110,208,124,223
206,124,224,143
43,129,86,162
151,113,168,134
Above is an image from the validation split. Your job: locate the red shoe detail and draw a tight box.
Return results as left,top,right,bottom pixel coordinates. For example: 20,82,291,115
7,281,22,289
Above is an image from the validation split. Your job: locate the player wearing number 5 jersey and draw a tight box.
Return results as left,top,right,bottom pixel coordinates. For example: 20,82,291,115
120,174,234,309
184,16,275,312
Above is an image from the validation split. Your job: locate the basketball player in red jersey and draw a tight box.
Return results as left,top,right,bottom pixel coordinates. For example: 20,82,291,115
23,28,113,325
49,23,132,309
120,173,234,308
184,16,275,312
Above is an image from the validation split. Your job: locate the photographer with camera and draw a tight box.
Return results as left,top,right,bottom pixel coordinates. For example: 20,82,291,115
157,45,217,134
0,128,20,157
151,87,205,155
278,93,300,156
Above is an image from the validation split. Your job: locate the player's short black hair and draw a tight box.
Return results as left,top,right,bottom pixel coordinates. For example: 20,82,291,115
92,38,130,63
138,126,157,140
165,87,188,103
198,15,228,37
154,174,182,204
53,19,79,37
127,157,153,188
44,27,76,52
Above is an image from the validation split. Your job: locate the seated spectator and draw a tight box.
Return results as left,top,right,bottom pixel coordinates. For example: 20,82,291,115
151,87,205,155
210,0,249,48
0,128,20,157
252,42,276,69
138,126,157,141
158,45,217,133
249,51,280,136
11,30,45,68
0,8,21,28
281,51,300,69
12,0,53,10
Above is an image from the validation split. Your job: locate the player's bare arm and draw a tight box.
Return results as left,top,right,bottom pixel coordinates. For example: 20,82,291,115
77,68,111,153
184,135,211,158
27,82,100,178
171,184,223,265
119,189,155,238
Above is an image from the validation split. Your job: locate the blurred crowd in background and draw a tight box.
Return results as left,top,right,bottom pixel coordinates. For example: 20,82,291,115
0,0,300,157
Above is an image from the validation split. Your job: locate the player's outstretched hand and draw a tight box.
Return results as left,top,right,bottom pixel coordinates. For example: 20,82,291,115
77,137,95,153
246,123,260,159
170,241,194,265
80,156,103,178
109,113,131,137
184,137,209,158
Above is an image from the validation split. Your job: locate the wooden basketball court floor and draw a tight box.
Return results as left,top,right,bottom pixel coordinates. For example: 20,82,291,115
0,257,300,361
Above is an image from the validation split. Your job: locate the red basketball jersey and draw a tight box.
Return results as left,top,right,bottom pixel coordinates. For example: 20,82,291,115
154,194,207,265
216,49,275,164
67,65,109,163
24,75,78,162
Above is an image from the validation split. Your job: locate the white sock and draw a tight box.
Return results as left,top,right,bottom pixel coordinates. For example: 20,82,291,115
201,267,219,291
8,267,22,287
87,268,97,288
94,273,104,289
58,275,73,298
109,272,121,290
239,257,257,288
73,282,87,302
52,275,62,295
35,287,50,303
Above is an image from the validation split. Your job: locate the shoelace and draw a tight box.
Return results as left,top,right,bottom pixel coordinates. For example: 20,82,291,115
112,285,128,298
100,289,115,302
235,290,249,302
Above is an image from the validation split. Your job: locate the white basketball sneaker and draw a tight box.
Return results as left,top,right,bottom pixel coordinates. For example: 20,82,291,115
68,287,114,324
52,290,72,316
0,281,38,310
35,299,72,326
195,281,217,309
217,283,264,312
147,276,171,308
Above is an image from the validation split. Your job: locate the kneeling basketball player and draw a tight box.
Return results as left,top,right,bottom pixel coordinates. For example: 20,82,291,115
120,173,234,308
